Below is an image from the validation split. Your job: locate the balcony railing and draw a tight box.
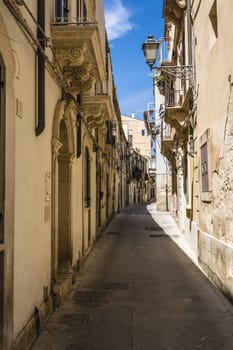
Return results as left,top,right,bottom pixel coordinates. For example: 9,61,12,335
161,65,193,81
165,89,184,108
162,122,172,141
52,16,96,25
158,65,193,111
53,0,98,25
160,118,175,159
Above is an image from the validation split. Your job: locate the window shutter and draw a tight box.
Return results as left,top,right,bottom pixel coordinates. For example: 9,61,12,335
201,142,209,192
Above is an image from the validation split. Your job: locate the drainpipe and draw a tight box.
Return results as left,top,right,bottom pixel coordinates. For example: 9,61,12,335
186,0,192,67
36,0,45,136
76,113,82,158
76,94,82,158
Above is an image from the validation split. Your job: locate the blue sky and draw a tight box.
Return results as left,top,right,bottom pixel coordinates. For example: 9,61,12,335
103,0,164,119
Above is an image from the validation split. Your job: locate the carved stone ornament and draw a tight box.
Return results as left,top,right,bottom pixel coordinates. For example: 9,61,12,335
54,46,94,93
164,0,185,26
64,98,78,120
175,0,186,9
84,105,106,129
63,64,92,83
62,64,94,94
51,138,63,156
54,47,86,67
70,78,94,94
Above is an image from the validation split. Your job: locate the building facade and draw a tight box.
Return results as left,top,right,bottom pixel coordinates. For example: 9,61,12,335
192,0,233,300
155,0,233,302
0,1,129,348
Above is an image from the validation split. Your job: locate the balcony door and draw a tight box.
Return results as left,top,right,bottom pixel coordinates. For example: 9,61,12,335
77,0,87,22
55,0,69,22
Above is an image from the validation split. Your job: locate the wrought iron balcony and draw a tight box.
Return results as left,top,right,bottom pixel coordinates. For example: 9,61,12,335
161,65,193,81
161,119,175,160
159,65,193,129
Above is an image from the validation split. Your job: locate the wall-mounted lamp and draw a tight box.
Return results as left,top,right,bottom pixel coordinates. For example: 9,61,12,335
142,35,160,70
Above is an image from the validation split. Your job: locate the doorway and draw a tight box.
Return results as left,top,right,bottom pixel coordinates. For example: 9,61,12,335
57,120,71,270
84,147,91,246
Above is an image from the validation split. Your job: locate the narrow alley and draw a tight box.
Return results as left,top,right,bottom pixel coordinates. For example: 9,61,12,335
31,203,233,350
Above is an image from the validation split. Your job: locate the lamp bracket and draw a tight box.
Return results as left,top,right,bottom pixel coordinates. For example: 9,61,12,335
159,65,193,81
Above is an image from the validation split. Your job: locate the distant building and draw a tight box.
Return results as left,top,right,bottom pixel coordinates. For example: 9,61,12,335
121,113,152,158
121,113,156,203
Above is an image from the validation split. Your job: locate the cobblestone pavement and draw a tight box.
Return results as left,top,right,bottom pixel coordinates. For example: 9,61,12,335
31,203,233,350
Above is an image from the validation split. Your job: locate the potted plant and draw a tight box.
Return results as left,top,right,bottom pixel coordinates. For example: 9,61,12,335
154,75,165,95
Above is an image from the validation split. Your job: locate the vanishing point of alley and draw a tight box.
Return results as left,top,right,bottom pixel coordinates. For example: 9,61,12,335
31,203,233,350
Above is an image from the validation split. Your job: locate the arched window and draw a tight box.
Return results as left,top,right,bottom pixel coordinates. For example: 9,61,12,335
84,147,90,207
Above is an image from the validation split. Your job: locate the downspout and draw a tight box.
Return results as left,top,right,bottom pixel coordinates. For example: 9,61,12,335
36,0,45,136
76,94,82,158
76,113,82,158
187,0,192,66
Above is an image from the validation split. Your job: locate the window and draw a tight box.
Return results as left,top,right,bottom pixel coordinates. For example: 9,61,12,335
84,147,90,207
141,129,145,136
201,142,209,192
106,121,113,144
200,129,212,202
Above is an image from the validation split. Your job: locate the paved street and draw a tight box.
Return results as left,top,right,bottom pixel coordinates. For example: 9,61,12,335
31,203,233,350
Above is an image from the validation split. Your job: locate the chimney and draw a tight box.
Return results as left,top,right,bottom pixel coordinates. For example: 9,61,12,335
131,112,135,119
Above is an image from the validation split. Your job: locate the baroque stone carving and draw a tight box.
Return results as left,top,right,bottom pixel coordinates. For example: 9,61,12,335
175,0,186,9
54,46,94,93
63,64,91,83
83,105,106,129
164,0,185,26
54,47,85,67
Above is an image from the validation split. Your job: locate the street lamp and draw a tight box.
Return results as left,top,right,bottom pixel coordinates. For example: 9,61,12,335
142,35,160,71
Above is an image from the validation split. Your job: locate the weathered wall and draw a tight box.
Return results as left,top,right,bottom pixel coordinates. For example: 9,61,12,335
191,0,233,298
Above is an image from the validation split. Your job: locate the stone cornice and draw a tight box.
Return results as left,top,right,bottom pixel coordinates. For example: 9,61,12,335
82,94,113,129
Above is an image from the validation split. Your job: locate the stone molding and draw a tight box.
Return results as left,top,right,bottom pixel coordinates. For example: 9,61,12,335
82,95,112,129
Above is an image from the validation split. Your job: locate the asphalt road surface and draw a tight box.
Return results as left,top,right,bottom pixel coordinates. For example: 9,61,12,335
31,203,233,350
